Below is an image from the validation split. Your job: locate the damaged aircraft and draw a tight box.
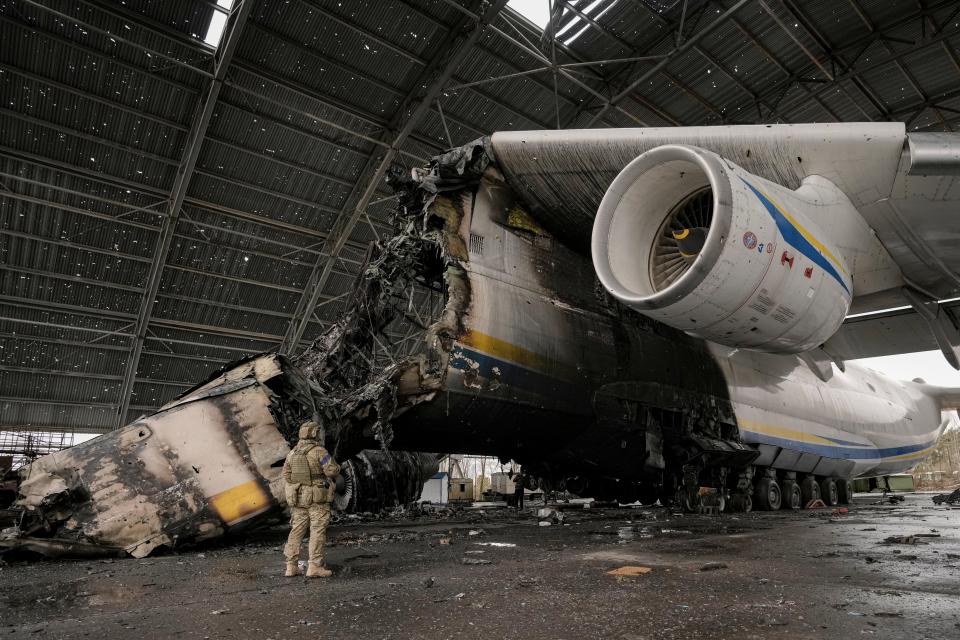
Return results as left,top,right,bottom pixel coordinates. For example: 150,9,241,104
6,122,960,556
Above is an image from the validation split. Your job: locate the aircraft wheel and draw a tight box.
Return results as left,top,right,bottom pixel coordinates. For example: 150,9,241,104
675,486,699,512
729,493,752,513
615,481,638,505
836,478,850,505
800,476,820,505
820,477,839,506
637,484,659,506
754,477,782,511
658,484,675,508
781,481,802,510
565,476,588,497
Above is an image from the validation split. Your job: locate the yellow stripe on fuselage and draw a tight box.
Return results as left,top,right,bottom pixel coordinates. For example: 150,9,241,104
210,480,271,524
752,185,850,276
457,330,549,371
457,329,579,380
738,419,843,446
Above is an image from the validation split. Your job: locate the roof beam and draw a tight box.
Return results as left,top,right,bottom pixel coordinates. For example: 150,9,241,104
279,0,510,354
584,0,752,126
114,0,254,429
434,0,651,127
772,14,960,121
0,153,380,260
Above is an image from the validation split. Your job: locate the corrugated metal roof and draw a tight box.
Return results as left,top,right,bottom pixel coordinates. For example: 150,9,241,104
2,0,959,434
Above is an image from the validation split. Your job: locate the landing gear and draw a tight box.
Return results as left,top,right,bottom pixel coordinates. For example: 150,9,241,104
636,484,659,506
800,475,821,505
728,493,752,512
674,485,700,512
819,477,839,506
781,481,802,509
835,478,850,505
754,477,782,511
615,480,638,505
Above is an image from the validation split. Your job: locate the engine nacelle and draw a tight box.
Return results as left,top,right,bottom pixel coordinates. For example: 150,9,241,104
592,145,854,353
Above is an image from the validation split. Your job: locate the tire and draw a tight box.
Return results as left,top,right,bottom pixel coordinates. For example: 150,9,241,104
820,477,838,506
754,477,782,511
675,486,699,513
566,476,588,497
836,478,850,505
800,476,820,506
615,481,638,505
781,482,802,510
637,484,659,506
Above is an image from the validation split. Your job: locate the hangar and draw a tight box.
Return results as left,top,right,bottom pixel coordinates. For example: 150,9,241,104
2,0,960,638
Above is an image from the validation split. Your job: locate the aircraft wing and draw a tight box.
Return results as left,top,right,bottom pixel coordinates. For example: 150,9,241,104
488,124,960,367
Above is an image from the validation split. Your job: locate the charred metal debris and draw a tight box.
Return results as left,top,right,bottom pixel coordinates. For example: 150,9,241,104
931,488,960,506
294,139,492,457
1,141,491,559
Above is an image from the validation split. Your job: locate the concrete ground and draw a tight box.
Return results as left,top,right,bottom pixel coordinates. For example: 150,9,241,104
2,493,959,640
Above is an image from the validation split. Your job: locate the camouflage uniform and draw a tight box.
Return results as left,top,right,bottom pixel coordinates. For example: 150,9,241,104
282,422,340,578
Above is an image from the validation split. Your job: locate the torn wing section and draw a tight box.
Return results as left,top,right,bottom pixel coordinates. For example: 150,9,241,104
6,353,312,558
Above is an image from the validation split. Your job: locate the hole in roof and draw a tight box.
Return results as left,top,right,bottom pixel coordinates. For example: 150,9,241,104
203,0,234,47
508,0,550,30
509,0,622,46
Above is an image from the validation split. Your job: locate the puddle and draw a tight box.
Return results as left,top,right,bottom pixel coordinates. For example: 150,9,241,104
617,526,655,543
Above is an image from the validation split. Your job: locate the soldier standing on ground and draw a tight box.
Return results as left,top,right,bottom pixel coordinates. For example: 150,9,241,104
513,470,525,511
283,420,340,578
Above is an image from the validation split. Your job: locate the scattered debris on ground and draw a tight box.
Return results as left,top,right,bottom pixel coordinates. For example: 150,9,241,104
931,488,960,506
883,533,941,545
607,566,653,576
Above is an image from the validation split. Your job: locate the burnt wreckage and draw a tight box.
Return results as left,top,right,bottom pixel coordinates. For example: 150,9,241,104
13,130,886,555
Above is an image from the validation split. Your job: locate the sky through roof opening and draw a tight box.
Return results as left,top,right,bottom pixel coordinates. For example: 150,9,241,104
508,0,550,29
508,0,623,46
204,0,234,47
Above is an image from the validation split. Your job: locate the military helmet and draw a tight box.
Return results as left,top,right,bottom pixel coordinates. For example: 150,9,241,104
298,420,321,440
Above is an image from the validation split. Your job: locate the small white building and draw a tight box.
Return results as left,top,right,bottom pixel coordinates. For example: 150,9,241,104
419,471,449,504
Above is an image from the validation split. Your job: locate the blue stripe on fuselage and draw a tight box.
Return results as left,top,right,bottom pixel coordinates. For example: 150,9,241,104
741,430,934,460
449,344,584,399
740,178,851,296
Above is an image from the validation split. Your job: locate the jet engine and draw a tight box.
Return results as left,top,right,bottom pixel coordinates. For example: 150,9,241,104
592,144,854,353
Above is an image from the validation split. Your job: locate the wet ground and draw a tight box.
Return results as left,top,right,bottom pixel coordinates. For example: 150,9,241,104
2,493,959,639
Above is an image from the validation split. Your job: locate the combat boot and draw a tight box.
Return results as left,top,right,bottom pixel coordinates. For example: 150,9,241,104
306,563,332,578
284,562,300,577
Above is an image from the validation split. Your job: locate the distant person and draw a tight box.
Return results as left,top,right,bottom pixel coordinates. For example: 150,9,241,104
283,420,340,578
513,471,525,511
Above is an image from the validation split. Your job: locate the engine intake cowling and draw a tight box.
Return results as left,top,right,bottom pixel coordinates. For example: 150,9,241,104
591,145,853,353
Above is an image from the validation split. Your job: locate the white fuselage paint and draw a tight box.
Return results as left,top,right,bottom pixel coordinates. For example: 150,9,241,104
714,345,947,478
457,170,948,481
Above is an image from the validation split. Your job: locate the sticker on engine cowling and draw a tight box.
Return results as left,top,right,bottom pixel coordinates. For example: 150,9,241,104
742,231,757,249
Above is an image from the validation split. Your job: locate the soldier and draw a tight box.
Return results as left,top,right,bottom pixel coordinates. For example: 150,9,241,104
282,420,340,578
513,470,525,511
